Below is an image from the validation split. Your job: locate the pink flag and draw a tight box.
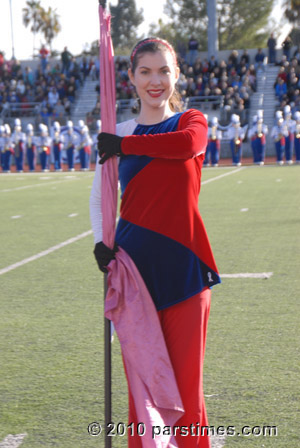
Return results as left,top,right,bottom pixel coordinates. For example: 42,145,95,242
99,5,184,446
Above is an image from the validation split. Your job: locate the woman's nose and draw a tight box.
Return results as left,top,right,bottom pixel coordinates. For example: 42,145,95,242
149,73,161,85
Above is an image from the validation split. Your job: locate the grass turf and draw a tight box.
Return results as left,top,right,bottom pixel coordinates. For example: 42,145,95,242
0,166,299,447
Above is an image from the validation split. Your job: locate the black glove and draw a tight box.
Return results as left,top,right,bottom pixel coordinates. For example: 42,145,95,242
97,132,124,165
93,241,118,273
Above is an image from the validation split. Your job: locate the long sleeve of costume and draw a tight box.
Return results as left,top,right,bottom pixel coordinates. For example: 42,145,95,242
121,109,207,159
89,156,103,244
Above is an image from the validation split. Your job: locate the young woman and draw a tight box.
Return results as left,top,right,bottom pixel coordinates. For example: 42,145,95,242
90,38,221,447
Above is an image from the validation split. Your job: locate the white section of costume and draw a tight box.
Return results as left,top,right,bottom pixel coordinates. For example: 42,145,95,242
89,119,137,244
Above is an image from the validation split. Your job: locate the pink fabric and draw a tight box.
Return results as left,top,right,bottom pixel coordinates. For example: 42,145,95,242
99,6,184,447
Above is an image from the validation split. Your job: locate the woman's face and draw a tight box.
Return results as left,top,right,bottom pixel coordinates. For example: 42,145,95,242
128,50,179,112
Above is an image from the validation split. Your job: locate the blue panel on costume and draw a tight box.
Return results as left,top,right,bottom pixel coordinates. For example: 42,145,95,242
119,113,183,195
135,113,183,136
119,155,153,195
116,218,221,311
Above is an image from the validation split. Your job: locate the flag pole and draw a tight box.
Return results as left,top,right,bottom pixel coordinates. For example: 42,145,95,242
104,275,111,448
98,1,112,447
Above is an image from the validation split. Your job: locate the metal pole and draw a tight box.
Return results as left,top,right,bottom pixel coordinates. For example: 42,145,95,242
206,0,219,59
104,275,112,448
99,2,111,446
9,0,15,59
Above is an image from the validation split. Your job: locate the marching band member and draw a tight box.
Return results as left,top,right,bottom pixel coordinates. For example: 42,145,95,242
294,111,300,164
2,124,14,173
38,123,51,172
227,114,245,166
0,125,5,171
205,116,222,167
12,118,26,172
283,105,295,164
249,115,258,163
77,121,92,171
51,121,64,171
26,124,37,172
64,120,77,171
255,109,268,165
271,111,288,165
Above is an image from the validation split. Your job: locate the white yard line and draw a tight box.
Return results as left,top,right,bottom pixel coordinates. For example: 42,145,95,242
0,434,27,448
202,167,245,185
0,230,92,276
221,272,273,279
211,435,226,448
0,178,79,193
0,173,93,193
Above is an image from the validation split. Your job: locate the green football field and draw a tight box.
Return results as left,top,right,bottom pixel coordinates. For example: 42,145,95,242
0,165,299,447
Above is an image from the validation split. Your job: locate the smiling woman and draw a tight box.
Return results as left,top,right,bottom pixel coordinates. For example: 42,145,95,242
90,36,221,448
128,38,182,124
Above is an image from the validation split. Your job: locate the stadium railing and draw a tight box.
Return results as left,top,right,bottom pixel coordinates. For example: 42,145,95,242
1,102,41,118
184,95,224,111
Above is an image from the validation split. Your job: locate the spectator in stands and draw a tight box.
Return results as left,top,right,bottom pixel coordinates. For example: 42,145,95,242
254,48,266,71
187,36,199,66
186,77,196,97
39,44,49,73
239,86,250,108
39,104,51,126
11,58,22,78
267,33,277,64
48,87,59,111
240,50,250,68
282,36,293,62
52,99,66,121
61,46,73,75
93,58,100,80
275,77,287,103
57,79,67,100
16,79,26,97
23,66,35,87
63,97,71,116
228,50,239,70
68,57,82,85
247,64,257,84
279,65,288,82
91,100,100,117
209,55,218,71
80,56,90,80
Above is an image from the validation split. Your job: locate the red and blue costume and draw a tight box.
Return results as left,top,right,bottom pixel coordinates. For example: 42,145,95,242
116,109,220,311
115,108,220,447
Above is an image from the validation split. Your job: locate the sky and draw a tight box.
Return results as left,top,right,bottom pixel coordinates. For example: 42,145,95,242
0,0,169,60
0,0,289,61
